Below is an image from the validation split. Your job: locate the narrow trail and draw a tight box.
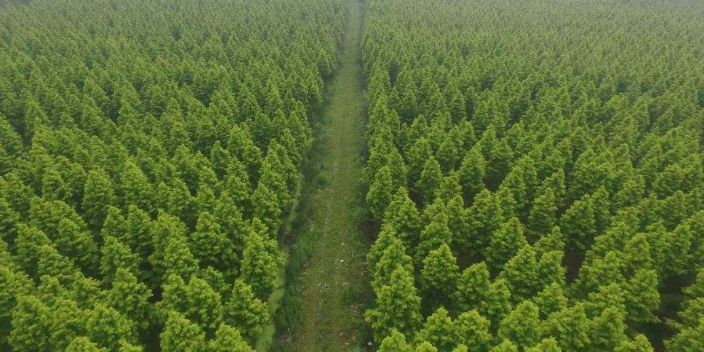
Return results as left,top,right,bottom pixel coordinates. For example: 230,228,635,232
292,1,368,351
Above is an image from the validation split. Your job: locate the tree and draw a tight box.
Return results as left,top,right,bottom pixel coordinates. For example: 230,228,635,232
82,168,115,230
665,320,704,352
120,161,154,213
160,311,207,352
126,205,152,261
528,188,557,237
541,304,591,352
489,340,519,352
445,195,470,250
372,237,414,292
416,212,452,263
417,156,443,203
207,323,254,352
525,338,562,352
486,217,527,272
365,266,423,343
420,244,459,301
190,212,237,275
66,337,108,352
457,147,485,202
163,236,200,281
533,227,565,258
41,167,72,203
453,262,491,312
560,195,596,253
498,301,541,349
498,245,539,303
478,279,512,327
590,307,627,351
416,307,456,352
584,283,626,319
537,250,566,291
185,277,223,335
367,166,395,219
149,212,191,280
224,279,269,342
378,329,412,352
0,197,20,244
106,269,152,332
9,294,51,352
240,231,281,298
454,310,492,352
168,179,197,229
624,269,660,325
367,225,402,273
466,189,503,252
100,236,139,284
615,334,653,352
250,182,281,237
572,251,625,298
37,245,77,285
382,187,422,253
55,218,99,275
86,304,137,350
14,224,50,278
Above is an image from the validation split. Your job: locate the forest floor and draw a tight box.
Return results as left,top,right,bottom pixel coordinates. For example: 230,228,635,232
286,1,370,351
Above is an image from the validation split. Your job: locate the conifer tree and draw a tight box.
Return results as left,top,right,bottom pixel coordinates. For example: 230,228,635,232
66,337,107,352
590,307,627,351
525,338,561,352
240,231,281,298
416,212,452,263
499,245,539,303
416,307,456,352
489,340,519,352
365,266,423,343
160,311,207,352
121,161,154,213
615,335,653,352
367,166,395,219
106,269,152,332
498,301,541,349
418,156,443,204
378,329,413,352
86,304,137,350
190,212,237,274
382,187,422,251
479,279,512,327
541,304,591,352
207,323,254,352
528,188,557,237
453,262,491,312
466,189,503,252
560,195,597,253
372,237,414,292
420,244,459,301
101,236,139,284
224,279,269,342
454,310,492,352
82,168,115,230
486,217,527,272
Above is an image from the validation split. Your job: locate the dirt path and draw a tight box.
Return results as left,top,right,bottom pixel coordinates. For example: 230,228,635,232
291,1,368,351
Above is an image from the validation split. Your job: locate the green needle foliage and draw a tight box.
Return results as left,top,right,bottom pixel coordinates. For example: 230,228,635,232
0,0,345,349
361,0,704,349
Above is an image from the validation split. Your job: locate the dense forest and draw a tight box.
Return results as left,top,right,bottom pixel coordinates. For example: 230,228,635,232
3,0,704,351
362,0,704,351
0,0,345,350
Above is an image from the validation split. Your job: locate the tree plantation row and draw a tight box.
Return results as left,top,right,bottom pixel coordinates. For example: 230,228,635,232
0,0,344,350
362,0,704,351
